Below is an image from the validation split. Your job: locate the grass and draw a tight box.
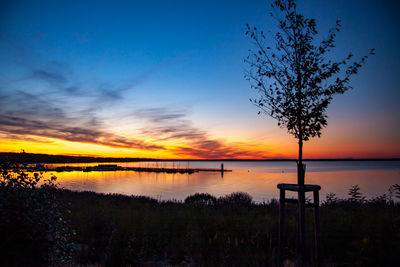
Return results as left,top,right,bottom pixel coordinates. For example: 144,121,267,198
50,188,400,266
1,164,399,266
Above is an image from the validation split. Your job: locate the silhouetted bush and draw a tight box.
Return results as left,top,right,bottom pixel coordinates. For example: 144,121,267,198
323,192,339,206
218,192,253,206
348,184,366,204
389,184,400,201
0,163,74,265
184,193,217,206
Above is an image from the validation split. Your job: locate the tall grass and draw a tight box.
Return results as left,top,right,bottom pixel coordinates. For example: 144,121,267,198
53,186,400,266
2,164,399,266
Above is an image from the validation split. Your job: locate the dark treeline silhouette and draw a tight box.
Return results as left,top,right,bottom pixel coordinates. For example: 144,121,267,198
0,152,152,164
1,152,398,164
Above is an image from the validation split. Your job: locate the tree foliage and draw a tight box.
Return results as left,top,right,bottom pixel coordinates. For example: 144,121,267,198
245,0,374,152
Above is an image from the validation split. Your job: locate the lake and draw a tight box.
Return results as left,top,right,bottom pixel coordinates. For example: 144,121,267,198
44,160,400,202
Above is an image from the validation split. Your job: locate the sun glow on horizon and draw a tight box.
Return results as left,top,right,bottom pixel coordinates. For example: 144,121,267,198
1,133,398,160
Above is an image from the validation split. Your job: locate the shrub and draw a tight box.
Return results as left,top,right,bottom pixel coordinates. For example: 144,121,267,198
323,192,339,206
218,192,253,207
389,184,400,201
0,163,74,265
348,184,366,204
184,193,217,206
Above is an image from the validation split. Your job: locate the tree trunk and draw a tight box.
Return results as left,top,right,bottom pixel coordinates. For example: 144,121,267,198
298,138,304,185
298,137,306,266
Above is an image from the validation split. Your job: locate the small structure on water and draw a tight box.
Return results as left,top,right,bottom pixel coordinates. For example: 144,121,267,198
25,163,232,174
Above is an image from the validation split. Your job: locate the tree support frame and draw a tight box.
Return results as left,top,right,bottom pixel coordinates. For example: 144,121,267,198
278,183,322,266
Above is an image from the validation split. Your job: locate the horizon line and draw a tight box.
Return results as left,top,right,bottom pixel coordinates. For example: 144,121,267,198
0,152,399,162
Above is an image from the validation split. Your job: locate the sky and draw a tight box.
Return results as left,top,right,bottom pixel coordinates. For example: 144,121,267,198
0,0,399,159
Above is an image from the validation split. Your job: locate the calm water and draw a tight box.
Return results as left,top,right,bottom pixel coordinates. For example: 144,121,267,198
44,161,400,202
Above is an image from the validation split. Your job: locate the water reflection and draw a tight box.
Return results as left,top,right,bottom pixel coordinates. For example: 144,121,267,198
47,161,399,202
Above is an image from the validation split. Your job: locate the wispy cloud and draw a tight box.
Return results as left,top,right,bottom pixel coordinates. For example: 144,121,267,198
29,69,68,85
0,36,269,158
0,43,164,152
0,83,269,158
0,65,269,158
0,115,163,150
0,34,152,107
134,108,268,159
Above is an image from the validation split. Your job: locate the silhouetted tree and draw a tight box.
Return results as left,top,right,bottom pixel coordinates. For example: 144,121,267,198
245,1,374,264
245,0,374,182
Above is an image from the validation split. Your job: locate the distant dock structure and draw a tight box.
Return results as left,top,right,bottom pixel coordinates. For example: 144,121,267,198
25,164,232,174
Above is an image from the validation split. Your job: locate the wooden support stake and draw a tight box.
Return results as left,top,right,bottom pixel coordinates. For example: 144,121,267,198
279,188,286,266
277,183,322,267
297,163,306,266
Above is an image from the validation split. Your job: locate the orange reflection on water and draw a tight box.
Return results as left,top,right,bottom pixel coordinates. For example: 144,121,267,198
47,161,400,202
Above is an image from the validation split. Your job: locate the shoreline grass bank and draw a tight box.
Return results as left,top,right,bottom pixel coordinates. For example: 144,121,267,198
1,164,399,266
52,189,400,265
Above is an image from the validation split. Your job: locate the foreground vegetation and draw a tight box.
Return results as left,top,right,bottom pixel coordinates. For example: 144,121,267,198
1,166,399,266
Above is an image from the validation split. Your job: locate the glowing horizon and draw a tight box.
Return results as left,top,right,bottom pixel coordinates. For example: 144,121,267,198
1,129,399,159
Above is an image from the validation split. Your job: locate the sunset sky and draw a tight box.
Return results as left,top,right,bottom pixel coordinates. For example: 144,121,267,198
0,0,399,159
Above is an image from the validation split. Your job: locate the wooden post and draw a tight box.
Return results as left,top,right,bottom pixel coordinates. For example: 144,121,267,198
279,188,286,266
297,163,306,266
314,190,322,267
278,183,322,267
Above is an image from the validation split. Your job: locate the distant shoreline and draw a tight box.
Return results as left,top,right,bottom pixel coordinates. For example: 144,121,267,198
0,152,399,164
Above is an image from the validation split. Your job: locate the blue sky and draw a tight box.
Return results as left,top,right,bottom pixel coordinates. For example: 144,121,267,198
0,0,399,158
